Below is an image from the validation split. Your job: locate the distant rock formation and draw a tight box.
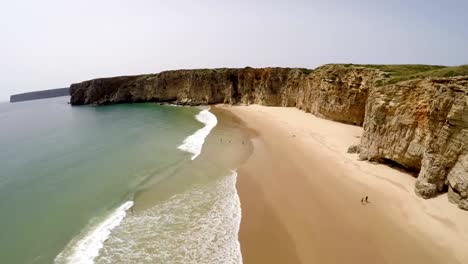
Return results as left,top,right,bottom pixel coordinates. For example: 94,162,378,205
10,88,70,103
70,64,468,210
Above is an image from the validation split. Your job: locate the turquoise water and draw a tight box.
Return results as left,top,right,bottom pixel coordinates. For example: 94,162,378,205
0,97,231,263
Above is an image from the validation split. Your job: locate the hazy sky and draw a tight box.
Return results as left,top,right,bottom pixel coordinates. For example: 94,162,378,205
1,0,467,101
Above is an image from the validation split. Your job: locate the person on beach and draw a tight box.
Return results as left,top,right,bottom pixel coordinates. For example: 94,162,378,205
361,198,364,204
365,196,369,203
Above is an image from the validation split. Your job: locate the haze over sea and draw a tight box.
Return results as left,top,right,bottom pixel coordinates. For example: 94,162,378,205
0,97,247,264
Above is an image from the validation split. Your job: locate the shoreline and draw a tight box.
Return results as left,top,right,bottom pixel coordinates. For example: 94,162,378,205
223,105,468,264
55,106,251,264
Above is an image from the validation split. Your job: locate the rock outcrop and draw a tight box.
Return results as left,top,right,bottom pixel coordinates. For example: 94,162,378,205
359,77,468,208
347,144,361,154
70,64,468,210
447,154,468,210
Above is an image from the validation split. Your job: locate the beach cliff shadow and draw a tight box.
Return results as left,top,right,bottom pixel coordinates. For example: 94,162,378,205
236,167,302,264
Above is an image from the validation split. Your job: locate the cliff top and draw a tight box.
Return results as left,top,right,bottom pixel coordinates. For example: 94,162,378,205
72,64,468,89
327,64,468,86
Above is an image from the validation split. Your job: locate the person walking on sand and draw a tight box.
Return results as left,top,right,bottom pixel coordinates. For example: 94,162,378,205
365,196,369,203
361,198,364,204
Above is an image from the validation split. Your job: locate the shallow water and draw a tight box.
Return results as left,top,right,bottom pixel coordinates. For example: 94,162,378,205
95,171,242,264
0,98,250,264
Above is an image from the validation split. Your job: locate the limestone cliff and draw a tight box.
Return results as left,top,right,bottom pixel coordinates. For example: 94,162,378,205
359,77,468,209
70,64,468,210
71,66,380,125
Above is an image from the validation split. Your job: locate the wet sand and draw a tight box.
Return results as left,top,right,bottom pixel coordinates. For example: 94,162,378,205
223,105,468,264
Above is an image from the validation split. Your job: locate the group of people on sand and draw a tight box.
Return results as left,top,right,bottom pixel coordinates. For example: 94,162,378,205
220,138,245,145
220,138,232,143
361,196,370,205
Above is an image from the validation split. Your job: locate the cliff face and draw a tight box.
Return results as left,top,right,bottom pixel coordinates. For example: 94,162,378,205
359,77,468,209
292,65,382,125
71,65,380,125
70,65,468,210
70,68,294,106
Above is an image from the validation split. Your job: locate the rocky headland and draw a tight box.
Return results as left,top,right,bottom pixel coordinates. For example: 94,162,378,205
70,64,468,210
10,87,70,103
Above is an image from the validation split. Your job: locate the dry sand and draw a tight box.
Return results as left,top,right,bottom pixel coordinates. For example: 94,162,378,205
221,105,468,264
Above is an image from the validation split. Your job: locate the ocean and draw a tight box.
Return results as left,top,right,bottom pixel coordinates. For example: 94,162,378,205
0,97,250,264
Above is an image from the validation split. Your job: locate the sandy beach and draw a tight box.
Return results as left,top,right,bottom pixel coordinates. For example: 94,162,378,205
222,105,468,264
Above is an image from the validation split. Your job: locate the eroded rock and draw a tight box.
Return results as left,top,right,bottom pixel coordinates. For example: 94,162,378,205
347,144,361,154
447,153,468,209
359,77,468,205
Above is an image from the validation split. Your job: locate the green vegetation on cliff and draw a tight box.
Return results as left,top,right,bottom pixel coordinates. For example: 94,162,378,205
337,63,468,86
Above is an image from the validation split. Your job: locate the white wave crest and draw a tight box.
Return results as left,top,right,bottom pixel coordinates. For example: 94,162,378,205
178,108,217,160
54,201,134,264
95,170,242,264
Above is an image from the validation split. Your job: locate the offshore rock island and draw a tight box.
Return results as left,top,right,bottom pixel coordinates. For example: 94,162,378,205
70,64,468,210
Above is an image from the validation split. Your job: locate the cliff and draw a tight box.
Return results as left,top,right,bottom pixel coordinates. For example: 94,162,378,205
10,87,70,103
70,64,468,210
71,66,381,125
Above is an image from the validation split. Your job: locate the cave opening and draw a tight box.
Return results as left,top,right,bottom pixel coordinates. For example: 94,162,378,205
381,158,420,177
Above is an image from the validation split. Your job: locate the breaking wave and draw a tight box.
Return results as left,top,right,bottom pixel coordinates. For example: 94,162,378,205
54,201,134,264
95,171,242,264
178,108,217,160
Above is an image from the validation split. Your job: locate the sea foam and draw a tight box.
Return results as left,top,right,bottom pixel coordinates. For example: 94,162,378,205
178,108,217,160
54,201,134,264
95,171,243,264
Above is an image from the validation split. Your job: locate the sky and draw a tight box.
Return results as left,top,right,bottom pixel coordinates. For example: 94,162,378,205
1,0,467,101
